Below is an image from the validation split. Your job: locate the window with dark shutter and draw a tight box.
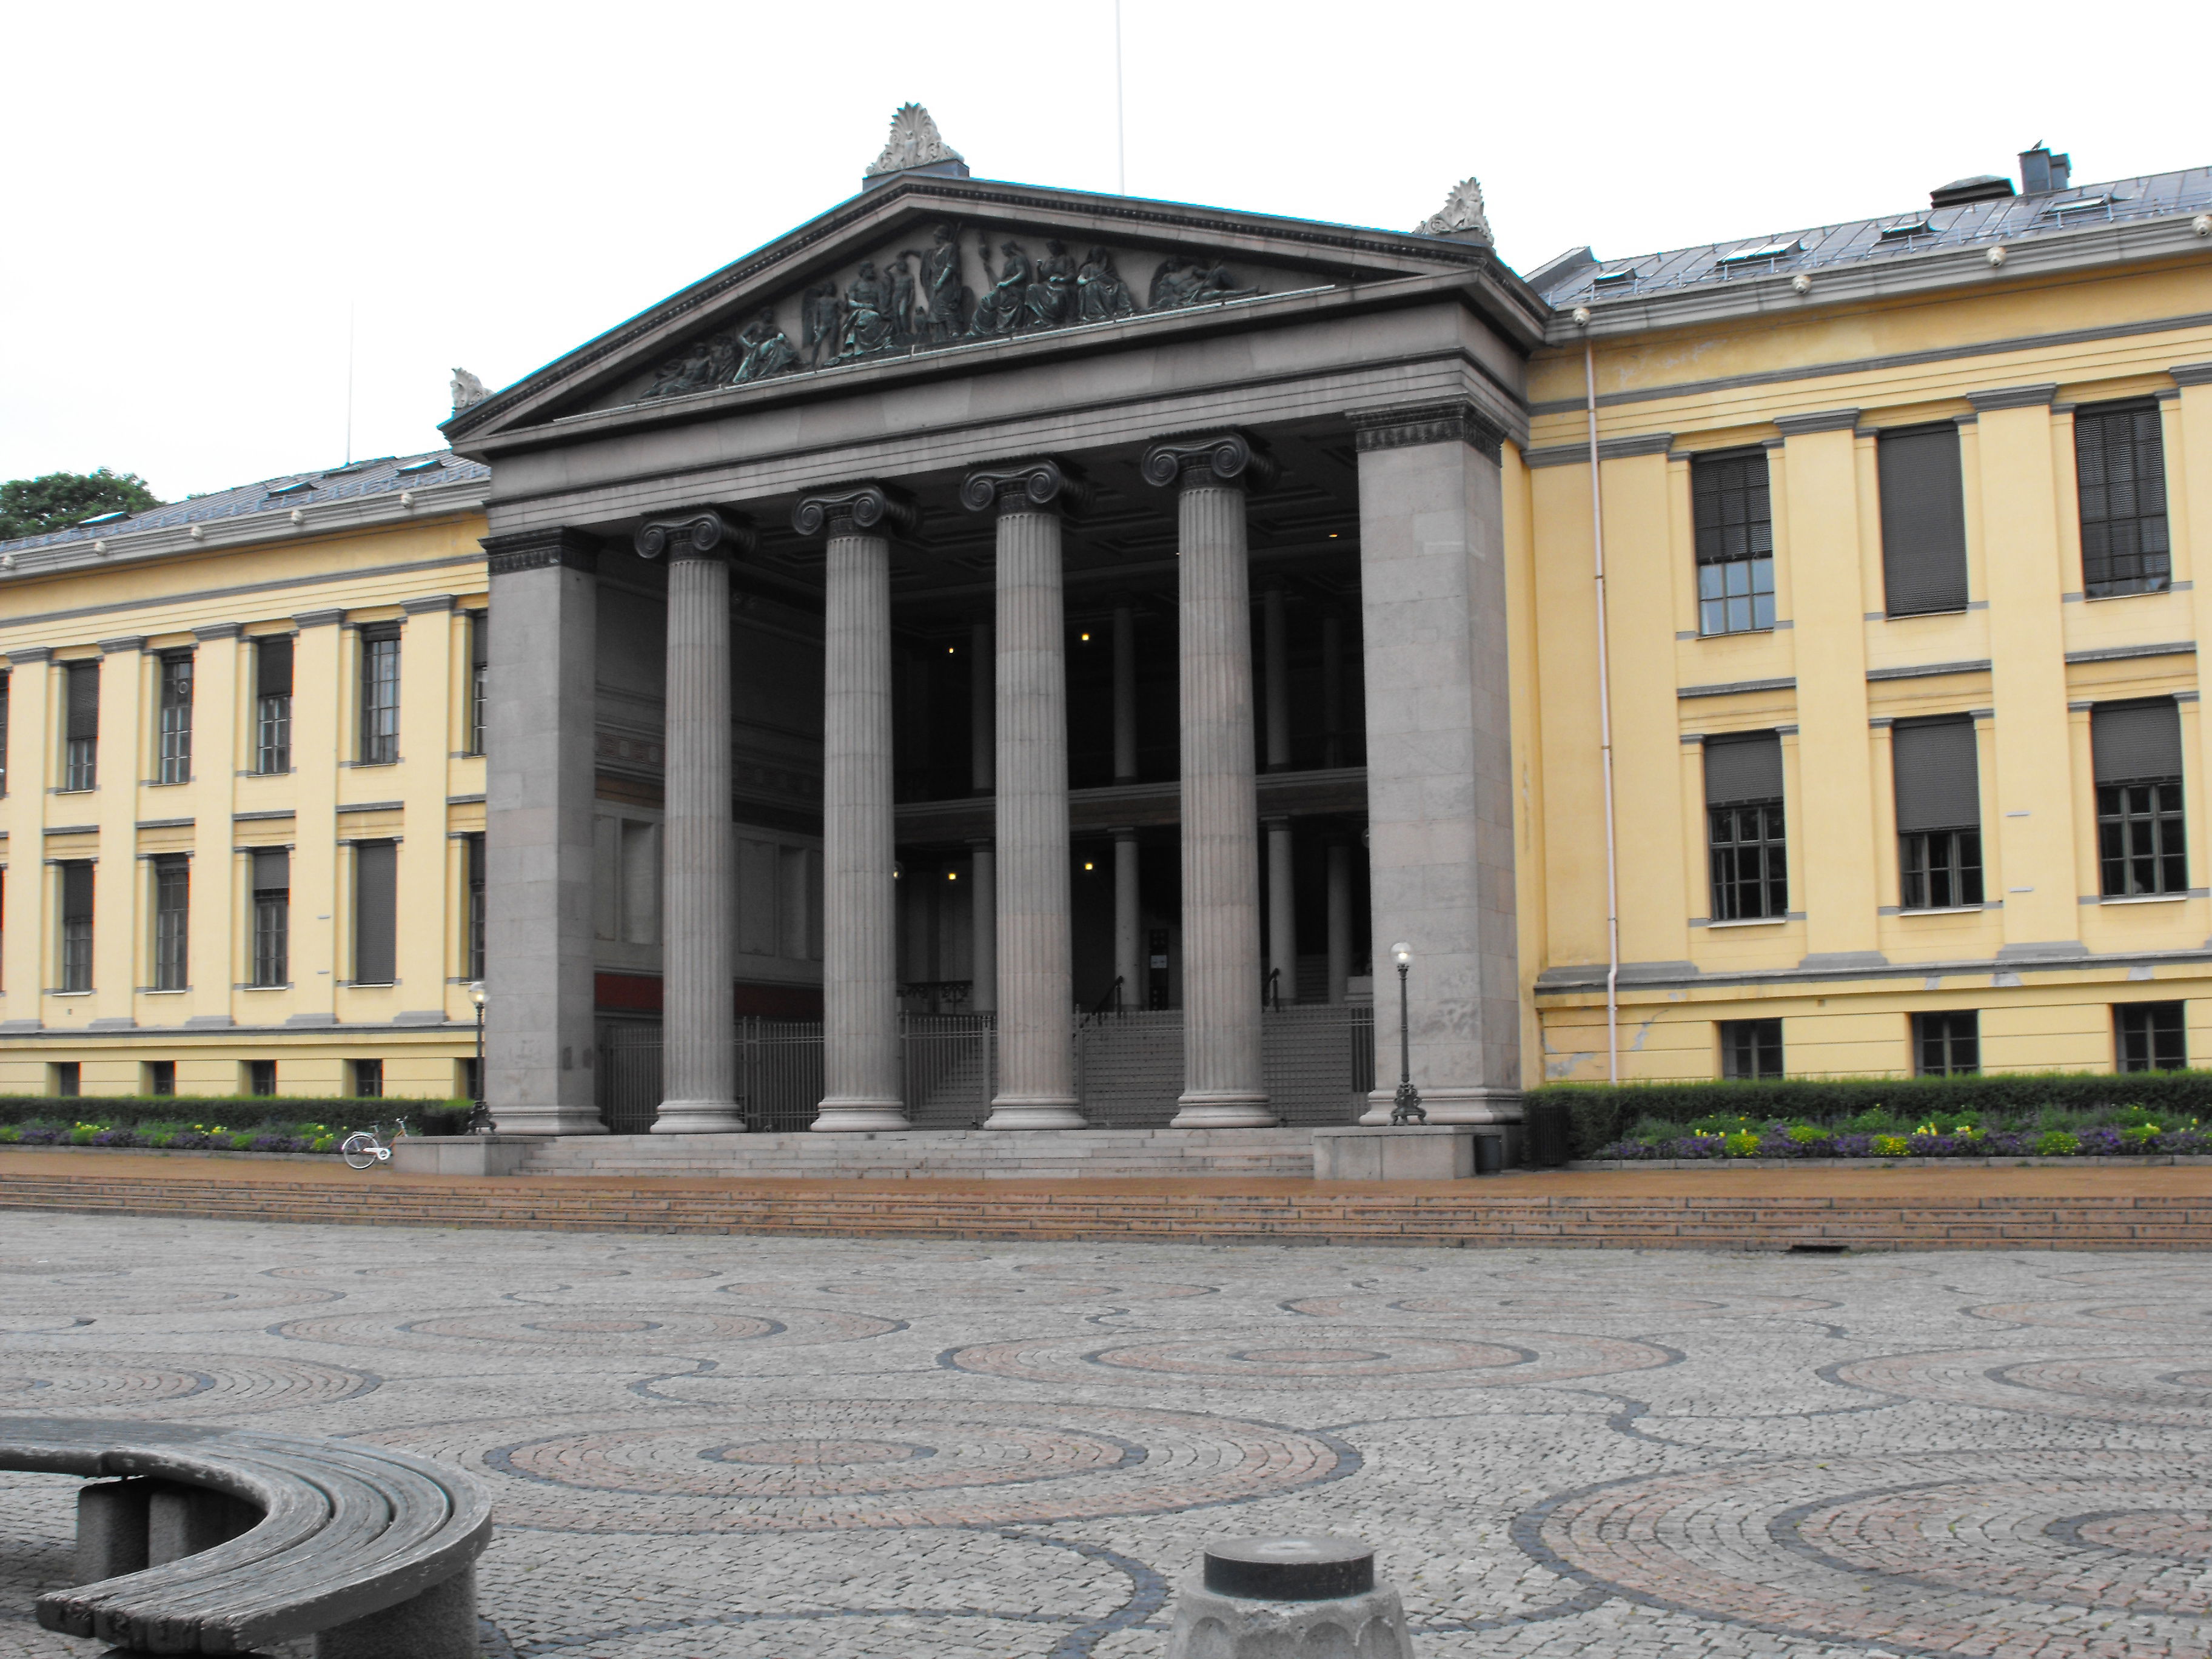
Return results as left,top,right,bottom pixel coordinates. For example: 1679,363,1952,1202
59,862,94,992
64,662,98,790
252,848,289,987
2075,400,2170,597
1704,732,1788,919
2093,700,2187,896
0,672,10,796
468,612,488,757
256,634,293,774
1692,451,1775,635
153,856,189,991
464,832,486,980
353,840,398,984
1877,424,1969,615
1893,717,1984,908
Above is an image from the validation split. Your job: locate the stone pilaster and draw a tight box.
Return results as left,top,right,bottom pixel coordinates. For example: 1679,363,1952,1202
962,460,1087,1129
1348,400,1520,1130
481,528,604,1134
794,486,913,1132
967,836,997,1016
1265,816,1296,1007
1142,433,1276,1127
1113,826,1141,1011
636,510,752,1133
1325,839,1353,1006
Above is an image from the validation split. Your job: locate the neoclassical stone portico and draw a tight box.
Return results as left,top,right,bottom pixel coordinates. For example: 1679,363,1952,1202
458,121,1541,1144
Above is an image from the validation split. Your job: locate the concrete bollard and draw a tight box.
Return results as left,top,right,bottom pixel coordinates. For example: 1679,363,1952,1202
1166,1535,1415,1657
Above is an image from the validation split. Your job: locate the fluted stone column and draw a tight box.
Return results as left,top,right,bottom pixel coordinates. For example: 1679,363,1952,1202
1266,816,1296,1007
962,460,1087,1130
794,486,914,1132
635,512,752,1132
1113,826,1141,1011
1143,433,1276,1127
968,621,997,1016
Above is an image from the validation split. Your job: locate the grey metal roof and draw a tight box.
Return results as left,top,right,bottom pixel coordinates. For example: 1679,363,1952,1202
1533,167,2212,307
0,449,489,557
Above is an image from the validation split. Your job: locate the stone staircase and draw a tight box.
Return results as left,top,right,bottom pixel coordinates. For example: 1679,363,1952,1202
511,1127,1320,1180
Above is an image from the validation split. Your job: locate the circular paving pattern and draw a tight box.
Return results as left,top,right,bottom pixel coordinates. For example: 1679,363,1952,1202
1833,1349,2212,1427
1281,1291,1837,1321
269,1306,899,1354
0,1351,375,1411
717,1275,1213,1305
370,1401,1347,1532
1966,1299,2212,1333
1533,1449,2212,1646
943,1327,1672,1390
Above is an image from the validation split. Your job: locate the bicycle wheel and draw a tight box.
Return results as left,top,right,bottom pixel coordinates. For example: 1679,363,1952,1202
340,1133,381,1171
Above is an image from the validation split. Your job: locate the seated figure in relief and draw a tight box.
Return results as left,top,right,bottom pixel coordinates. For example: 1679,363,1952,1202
732,309,799,383
1026,240,1078,329
837,263,898,360
968,240,1032,336
1148,253,1259,309
1078,246,1140,320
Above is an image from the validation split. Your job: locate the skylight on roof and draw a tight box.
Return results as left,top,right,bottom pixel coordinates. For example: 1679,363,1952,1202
1717,239,1803,264
266,478,317,497
1591,267,1641,286
2044,195,2112,215
76,511,130,526
395,457,445,475
1878,219,1932,240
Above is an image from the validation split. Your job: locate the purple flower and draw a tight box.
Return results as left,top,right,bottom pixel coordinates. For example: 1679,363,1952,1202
2076,1127,2130,1158
19,1127,66,1146
2156,1129,2210,1155
1830,1134,1878,1158
90,1128,138,1148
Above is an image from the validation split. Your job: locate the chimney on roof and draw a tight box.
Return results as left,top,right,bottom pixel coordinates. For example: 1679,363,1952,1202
2019,143,2071,195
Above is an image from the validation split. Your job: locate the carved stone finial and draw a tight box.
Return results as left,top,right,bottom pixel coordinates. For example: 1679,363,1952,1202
1138,432,1277,492
791,484,920,539
450,367,491,412
634,509,754,563
957,458,1090,517
1415,177,1494,243
865,104,967,181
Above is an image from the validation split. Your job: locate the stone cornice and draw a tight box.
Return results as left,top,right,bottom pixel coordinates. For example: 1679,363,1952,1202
292,609,346,628
1968,383,2060,412
192,623,242,640
1772,407,1862,436
1348,400,1505,460
400,593,460,614
1523,432,1675,468
2171,361,2212,386
98,636,145,655
481,528,600,577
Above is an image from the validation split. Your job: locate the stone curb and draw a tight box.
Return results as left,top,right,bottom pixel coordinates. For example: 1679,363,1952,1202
0,1144,333,1164
1567,1155,2212,1171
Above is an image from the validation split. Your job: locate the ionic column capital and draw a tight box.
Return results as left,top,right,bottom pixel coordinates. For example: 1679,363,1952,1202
1139,431,1276,492
634,508,755,563
959,458,1090,517
791,484,919,539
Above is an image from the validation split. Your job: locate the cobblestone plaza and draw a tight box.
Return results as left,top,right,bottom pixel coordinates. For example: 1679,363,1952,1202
0,1214,2204,1657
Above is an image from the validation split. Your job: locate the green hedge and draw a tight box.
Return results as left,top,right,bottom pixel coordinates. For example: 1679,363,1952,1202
1527,1071,2212,1159
0,1097,471,1136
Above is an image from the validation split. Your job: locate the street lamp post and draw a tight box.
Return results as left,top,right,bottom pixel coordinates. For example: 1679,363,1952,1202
1389,942,1426,1125
466,982,494,1134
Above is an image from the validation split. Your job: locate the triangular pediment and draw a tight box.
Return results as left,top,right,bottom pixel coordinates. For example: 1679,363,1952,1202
447,175,1530,445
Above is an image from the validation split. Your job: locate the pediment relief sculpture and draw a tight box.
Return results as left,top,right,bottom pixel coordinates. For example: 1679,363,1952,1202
629,223,1278,406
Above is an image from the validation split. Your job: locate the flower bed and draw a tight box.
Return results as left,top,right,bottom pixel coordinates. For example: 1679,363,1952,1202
0,1119,349,1155
1594,1107,2208,1161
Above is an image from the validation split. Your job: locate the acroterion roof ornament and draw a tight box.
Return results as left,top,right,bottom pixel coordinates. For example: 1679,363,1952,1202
1415,177,1493,244
864,104,970,186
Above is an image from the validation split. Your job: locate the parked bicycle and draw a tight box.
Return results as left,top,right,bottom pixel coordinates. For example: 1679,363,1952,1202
340,1118,409,1172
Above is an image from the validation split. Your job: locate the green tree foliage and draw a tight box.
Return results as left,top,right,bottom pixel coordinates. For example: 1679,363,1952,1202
0,469,164,539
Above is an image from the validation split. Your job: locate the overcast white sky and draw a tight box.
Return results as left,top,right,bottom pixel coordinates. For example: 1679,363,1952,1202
2,1,2201,503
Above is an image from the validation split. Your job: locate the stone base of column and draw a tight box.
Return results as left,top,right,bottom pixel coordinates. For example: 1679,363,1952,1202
1170,1091,1277,1129
1359,1085,1523,1127
488,1107,605,1136
984,1095,1086,1131
812,1098,910,1133
652,1100,746,1134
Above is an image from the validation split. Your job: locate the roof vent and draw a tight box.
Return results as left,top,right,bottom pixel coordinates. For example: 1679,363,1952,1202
2019,143,2071,195
1931,174,2015,209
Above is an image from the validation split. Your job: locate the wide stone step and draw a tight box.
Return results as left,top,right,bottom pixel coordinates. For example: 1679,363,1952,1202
514,1127,1321,1180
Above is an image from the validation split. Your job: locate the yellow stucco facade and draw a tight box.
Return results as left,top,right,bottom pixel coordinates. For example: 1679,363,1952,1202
1513,244,2212,1081
0,470,492,1100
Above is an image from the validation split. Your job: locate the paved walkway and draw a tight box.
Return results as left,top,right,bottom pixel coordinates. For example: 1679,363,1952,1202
0,1212,2204,1657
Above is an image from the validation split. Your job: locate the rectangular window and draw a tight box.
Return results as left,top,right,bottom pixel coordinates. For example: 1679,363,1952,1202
2076,400,2170,597
247,1059,278,1097
464,832,486,981
1,670,11,795
256,634,293,774
1704,732,1787,920
251,848,289,987
59,861,93,992
2115,1001,2186,1073
53,1062,80,1098
145,1060,175,1097
353,840,397,985
359,629,400,764
2093,701,2187,897
350,1058,383,1099
1720,1017,1783,1079
152,856,189,991
1693,451,1775,635
1914,1010,1980,1076
156,652,193,785
63,661,98,791
1878,423,1969,615
468,611,488,757
1893,718,1983,909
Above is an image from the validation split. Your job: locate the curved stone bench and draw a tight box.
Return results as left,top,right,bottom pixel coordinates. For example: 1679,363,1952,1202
0,1415,491,1658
